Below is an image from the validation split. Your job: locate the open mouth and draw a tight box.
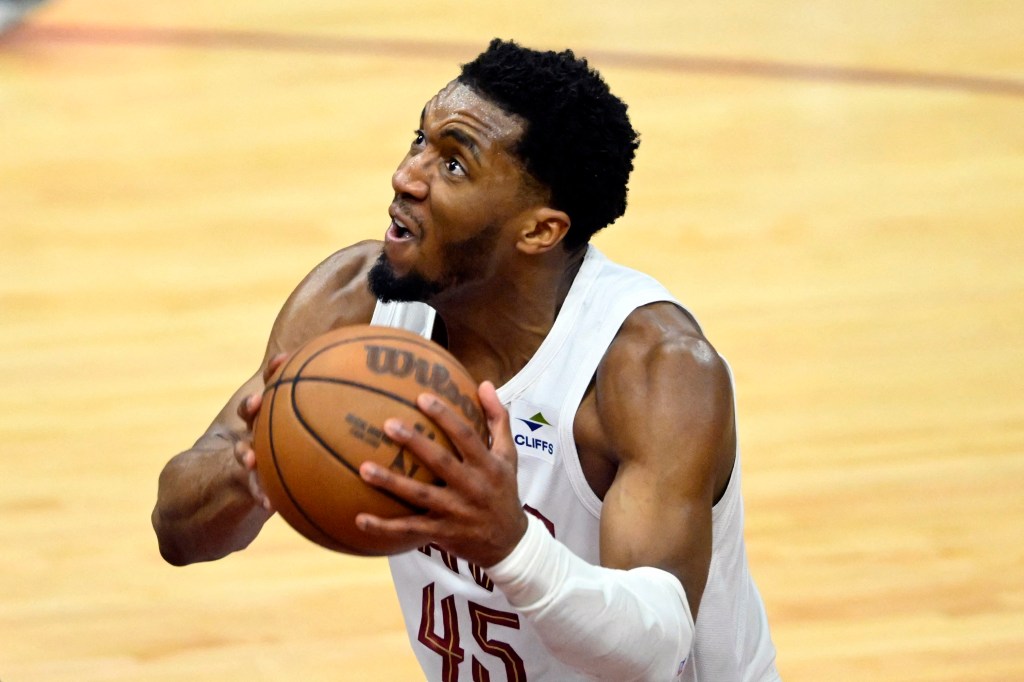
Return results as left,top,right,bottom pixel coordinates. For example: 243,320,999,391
389,217,415,240
387,204,419,242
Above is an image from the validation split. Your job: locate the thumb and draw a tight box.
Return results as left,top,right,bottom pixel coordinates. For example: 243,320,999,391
478,381,516,465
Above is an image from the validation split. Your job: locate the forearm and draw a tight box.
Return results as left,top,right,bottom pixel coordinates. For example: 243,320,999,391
487,515,694,682
152,441,271,566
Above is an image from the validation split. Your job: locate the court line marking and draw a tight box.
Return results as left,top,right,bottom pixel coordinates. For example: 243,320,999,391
4,23,1023,98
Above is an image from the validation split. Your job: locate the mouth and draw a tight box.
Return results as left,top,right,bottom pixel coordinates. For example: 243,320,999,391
387,218,414,242
387,205,419,243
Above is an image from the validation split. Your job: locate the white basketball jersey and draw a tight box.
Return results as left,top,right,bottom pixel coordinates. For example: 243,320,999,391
372,246,779,681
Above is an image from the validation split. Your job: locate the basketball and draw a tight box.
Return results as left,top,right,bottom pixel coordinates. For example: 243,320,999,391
252,324,486,556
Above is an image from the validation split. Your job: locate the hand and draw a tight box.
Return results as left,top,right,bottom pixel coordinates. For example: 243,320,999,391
356,380,529,567
233,353,289,512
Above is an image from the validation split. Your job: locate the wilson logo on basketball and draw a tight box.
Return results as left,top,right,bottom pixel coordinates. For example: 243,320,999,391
364,344,485,432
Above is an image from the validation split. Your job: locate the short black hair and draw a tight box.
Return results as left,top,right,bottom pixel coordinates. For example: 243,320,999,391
458,39,640,250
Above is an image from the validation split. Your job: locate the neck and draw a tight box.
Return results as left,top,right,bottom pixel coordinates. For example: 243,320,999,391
432,245,588,387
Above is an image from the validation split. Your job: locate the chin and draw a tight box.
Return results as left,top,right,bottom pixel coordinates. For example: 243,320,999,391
368,253,441,303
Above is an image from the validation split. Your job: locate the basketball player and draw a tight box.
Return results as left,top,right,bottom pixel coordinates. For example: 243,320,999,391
153,39,780,681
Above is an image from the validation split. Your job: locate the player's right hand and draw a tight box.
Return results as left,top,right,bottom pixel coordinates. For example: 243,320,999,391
233,353,289,511
234,393,272,511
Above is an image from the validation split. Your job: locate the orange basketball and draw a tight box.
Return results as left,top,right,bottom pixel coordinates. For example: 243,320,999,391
252,324,486,556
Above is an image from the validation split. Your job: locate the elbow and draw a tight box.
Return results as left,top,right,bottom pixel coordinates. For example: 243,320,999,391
151,507,194,567
157,539,192,567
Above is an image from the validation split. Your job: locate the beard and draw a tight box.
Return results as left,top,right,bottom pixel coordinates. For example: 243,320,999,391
368,222,502,304
367,254,443,303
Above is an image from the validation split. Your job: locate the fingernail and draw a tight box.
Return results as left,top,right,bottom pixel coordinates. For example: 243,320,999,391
420,394,440,413
384,418,411,438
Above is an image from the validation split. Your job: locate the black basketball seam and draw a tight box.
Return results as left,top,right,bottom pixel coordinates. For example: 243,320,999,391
261,327,469,549
285,376,428,514
265,384,357,553
264,329,480,445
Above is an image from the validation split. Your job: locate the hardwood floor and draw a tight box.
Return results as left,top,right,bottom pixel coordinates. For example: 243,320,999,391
2,2,1021,679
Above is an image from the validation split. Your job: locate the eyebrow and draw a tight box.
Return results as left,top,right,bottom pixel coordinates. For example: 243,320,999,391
439,128,482,163
419,103,483,163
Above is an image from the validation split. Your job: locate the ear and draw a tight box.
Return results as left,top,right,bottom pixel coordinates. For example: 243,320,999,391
516,208,571,255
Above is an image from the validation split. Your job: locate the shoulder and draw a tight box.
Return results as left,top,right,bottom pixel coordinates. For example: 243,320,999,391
265,240,382,358
293,239,381,303
600,302,730,396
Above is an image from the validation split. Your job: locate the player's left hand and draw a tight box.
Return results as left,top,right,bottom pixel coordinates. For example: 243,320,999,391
356,380,528,567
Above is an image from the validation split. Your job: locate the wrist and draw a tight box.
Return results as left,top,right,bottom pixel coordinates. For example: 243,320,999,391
485,514,558,608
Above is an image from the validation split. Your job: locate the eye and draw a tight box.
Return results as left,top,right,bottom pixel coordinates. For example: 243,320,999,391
411,130,425,147
444,157,466,177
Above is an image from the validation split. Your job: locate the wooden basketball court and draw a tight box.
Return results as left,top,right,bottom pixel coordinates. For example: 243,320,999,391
2,1,1021,680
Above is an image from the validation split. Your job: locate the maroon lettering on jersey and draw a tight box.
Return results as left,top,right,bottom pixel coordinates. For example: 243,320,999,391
418,542,460,574
522,504,556,537
469,562,495,592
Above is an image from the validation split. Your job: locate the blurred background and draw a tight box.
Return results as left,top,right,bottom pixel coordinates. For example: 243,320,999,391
1,1,1022,680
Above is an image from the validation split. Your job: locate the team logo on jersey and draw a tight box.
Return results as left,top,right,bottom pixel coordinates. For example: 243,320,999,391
516,412,551,432
510,405,557,459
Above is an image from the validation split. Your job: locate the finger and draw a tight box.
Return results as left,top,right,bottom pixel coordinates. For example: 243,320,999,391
264,352,290,384
382,416,464,483
416,392,489,464
233,438,253,468
249,470,274,511
354,511,432,543
230,441,272,509
478,381,516,465
237,392,262,427
359,459,448,511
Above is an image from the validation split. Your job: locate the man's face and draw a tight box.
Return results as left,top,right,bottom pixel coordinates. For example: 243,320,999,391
369,81,540,304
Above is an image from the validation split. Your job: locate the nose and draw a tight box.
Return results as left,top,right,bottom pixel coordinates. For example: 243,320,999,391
392,152,429,201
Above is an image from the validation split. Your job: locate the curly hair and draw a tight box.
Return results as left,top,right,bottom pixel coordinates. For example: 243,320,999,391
458,39,640,250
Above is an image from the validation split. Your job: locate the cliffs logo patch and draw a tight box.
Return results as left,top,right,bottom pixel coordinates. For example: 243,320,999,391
516,412,550,432
513,411,556,457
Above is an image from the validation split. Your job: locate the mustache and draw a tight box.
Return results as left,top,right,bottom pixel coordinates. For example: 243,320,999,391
391,197,425,232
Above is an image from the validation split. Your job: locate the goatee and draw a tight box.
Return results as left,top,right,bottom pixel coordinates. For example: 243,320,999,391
368,253,444,303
